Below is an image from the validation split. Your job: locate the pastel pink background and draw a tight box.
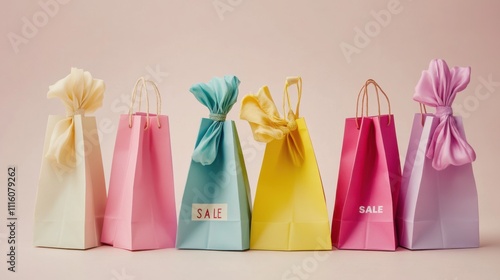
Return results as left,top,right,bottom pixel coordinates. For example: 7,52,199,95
1,0,499,279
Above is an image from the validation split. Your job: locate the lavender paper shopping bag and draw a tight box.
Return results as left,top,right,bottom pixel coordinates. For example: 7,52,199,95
396,59,479,250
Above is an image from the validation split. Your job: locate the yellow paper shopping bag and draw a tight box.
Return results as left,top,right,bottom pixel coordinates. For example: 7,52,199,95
240,77,331,251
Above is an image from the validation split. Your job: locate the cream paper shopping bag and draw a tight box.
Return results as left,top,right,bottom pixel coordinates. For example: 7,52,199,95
33,68,107,249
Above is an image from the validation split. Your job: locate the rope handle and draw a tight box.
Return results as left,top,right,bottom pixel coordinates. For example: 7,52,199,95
128,77,162,129
355,79,392,129
283,76,302,119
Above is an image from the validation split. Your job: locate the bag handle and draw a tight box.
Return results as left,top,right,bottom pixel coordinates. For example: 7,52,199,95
128,77,162,129
283,76,302,119
419,103,428,126
355,79,391,129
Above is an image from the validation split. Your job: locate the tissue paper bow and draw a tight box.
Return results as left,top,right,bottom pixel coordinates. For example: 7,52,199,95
240,77,305,166
45,68,105,167
190,75,239,166
414,59,476,170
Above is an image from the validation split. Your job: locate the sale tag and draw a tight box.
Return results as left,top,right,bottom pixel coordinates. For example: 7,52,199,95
191,204,228,221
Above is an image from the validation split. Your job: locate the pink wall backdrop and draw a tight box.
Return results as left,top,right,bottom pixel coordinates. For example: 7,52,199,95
1,0,499,279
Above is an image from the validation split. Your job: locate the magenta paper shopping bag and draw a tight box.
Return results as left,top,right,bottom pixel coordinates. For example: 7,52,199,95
101,78,177,251
332,79,401,251
397,59,479,250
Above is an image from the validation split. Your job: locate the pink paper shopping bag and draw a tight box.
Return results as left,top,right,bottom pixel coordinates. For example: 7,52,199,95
332,79,401,251
101,78,177,251
397,59,479,250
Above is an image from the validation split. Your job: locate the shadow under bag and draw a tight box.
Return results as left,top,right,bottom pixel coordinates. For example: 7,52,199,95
332,79,401,251
101,78,177,251
397,59,479,250
177,75,251,251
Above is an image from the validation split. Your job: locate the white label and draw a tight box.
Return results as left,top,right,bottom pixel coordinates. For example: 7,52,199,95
359,205,384,214
191,204,228,221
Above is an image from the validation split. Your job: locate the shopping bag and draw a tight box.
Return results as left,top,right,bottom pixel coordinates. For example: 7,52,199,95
33,68,107,249
241,77,331,251
397,59,479,249
176,75,252,251
101,78,177,250
331,79,401,251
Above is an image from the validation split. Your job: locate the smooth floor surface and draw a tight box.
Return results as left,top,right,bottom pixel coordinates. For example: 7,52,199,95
4,222,499,280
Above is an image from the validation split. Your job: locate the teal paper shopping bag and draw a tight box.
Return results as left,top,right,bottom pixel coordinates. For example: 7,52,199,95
176,76,252,250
